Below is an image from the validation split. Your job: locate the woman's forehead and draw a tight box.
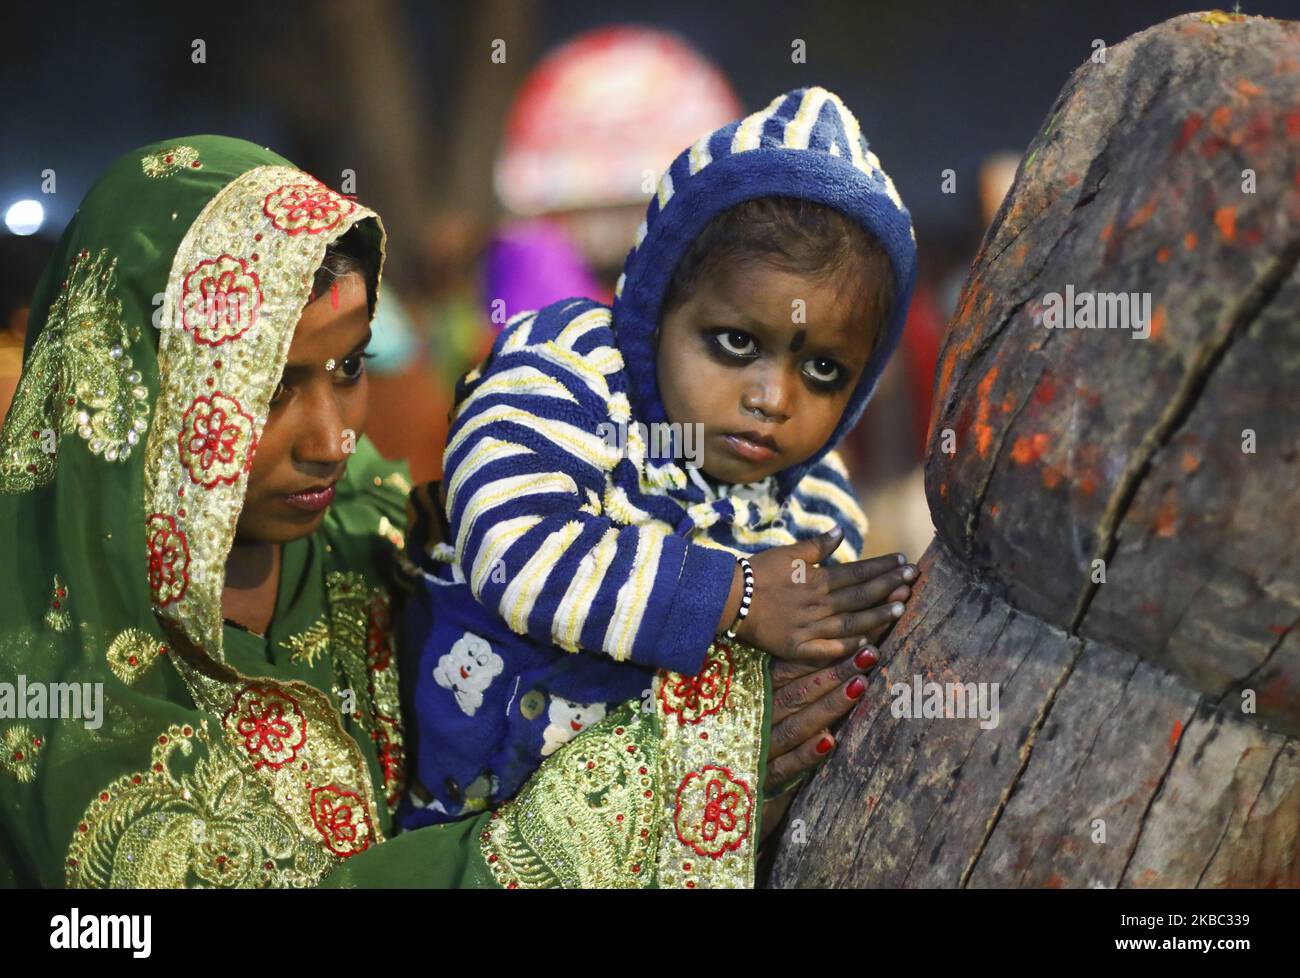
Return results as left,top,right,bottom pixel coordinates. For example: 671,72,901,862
285,276,371,363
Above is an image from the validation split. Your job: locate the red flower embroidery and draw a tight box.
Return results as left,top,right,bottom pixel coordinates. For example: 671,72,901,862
310,785,373,857
225,685,306,770
673,765,753,859
660,642,733,725
263,182,355,236
366,593,393,671
373,722,406,809
145,513,190,606
178,392,258,488
180,255,262,345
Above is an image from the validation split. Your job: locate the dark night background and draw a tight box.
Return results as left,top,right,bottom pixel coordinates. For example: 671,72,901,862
5,0,1298,250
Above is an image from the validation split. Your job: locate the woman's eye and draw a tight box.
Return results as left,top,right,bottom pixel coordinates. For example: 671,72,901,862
803,357,842,385
713,330,757,358
269,379,288,405
339,352,370,381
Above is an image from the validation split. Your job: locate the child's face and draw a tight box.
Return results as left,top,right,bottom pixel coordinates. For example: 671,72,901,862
656,256,882,484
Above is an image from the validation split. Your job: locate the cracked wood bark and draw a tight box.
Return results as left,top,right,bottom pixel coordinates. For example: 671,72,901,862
770,12,1300,888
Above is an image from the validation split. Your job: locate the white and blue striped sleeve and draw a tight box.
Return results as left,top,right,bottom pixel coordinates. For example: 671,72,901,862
442,313,735,676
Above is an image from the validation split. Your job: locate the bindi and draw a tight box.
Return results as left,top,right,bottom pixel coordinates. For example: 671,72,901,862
789,329,807,353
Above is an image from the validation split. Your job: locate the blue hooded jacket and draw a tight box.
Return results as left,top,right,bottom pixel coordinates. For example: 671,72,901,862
401,87,917,824
613,86,917,497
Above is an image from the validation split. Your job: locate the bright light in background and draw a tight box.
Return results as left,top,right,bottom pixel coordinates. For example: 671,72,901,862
5,199,45,236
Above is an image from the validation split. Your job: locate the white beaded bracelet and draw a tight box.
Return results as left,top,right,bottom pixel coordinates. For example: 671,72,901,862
724,556,754,640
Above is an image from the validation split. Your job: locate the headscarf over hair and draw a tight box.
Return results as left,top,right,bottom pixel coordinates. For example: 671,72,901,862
0,139,779,891
0,137,414,887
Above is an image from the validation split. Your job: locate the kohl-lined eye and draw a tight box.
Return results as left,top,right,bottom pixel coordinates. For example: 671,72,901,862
711,329,758,359
339,351,373,381
803,357,843,386
269,378,289,406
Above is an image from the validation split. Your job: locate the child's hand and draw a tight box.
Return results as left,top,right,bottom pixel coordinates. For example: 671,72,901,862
724,527,918,664
859,550,916,645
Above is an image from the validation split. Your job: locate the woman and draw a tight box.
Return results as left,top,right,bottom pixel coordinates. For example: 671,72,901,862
0,136,873,888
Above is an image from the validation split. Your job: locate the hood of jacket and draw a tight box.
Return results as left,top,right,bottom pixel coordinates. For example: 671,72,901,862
610,86,918,499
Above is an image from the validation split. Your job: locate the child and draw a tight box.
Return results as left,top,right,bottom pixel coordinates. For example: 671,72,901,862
402,87,918,824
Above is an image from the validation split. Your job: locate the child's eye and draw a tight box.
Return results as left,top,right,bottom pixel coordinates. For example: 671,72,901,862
711,329,758,359
803,357,843,387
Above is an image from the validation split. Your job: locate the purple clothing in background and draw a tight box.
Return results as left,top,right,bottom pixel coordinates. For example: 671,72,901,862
482,219,602,329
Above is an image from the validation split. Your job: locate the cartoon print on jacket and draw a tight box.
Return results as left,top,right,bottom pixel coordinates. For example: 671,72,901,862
541,695,607,756
434,631,505,716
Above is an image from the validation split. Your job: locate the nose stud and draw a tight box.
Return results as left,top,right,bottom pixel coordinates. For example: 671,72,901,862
324,358,337,372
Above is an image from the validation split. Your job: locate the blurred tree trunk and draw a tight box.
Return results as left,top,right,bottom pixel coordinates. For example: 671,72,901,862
442,0,537,220
304,0,536,284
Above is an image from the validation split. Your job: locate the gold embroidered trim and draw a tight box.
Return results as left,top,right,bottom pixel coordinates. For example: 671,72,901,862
147,574,401,857
481,699,660,888
282,618,331,668
142,145,201,178
44,574,70,632
0,249,149,493
655,640,765,889
106,627,168,684
480,639,767,889
326,572,406,812
1,724,42,783
161,652,387,867
66,721,333,888
129,165,390,879
145,165,380,661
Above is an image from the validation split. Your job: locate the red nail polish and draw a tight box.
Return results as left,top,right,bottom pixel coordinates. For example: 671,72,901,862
854,647,877,669
847,677,866,700
815,736,833,755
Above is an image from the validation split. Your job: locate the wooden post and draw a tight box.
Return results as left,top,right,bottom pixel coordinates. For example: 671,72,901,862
770,11,1300,888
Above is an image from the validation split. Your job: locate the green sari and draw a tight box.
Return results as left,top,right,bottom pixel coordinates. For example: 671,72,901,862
0,136,772,889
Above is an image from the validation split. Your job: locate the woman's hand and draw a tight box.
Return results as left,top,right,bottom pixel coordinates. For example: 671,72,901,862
758,645,880,844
